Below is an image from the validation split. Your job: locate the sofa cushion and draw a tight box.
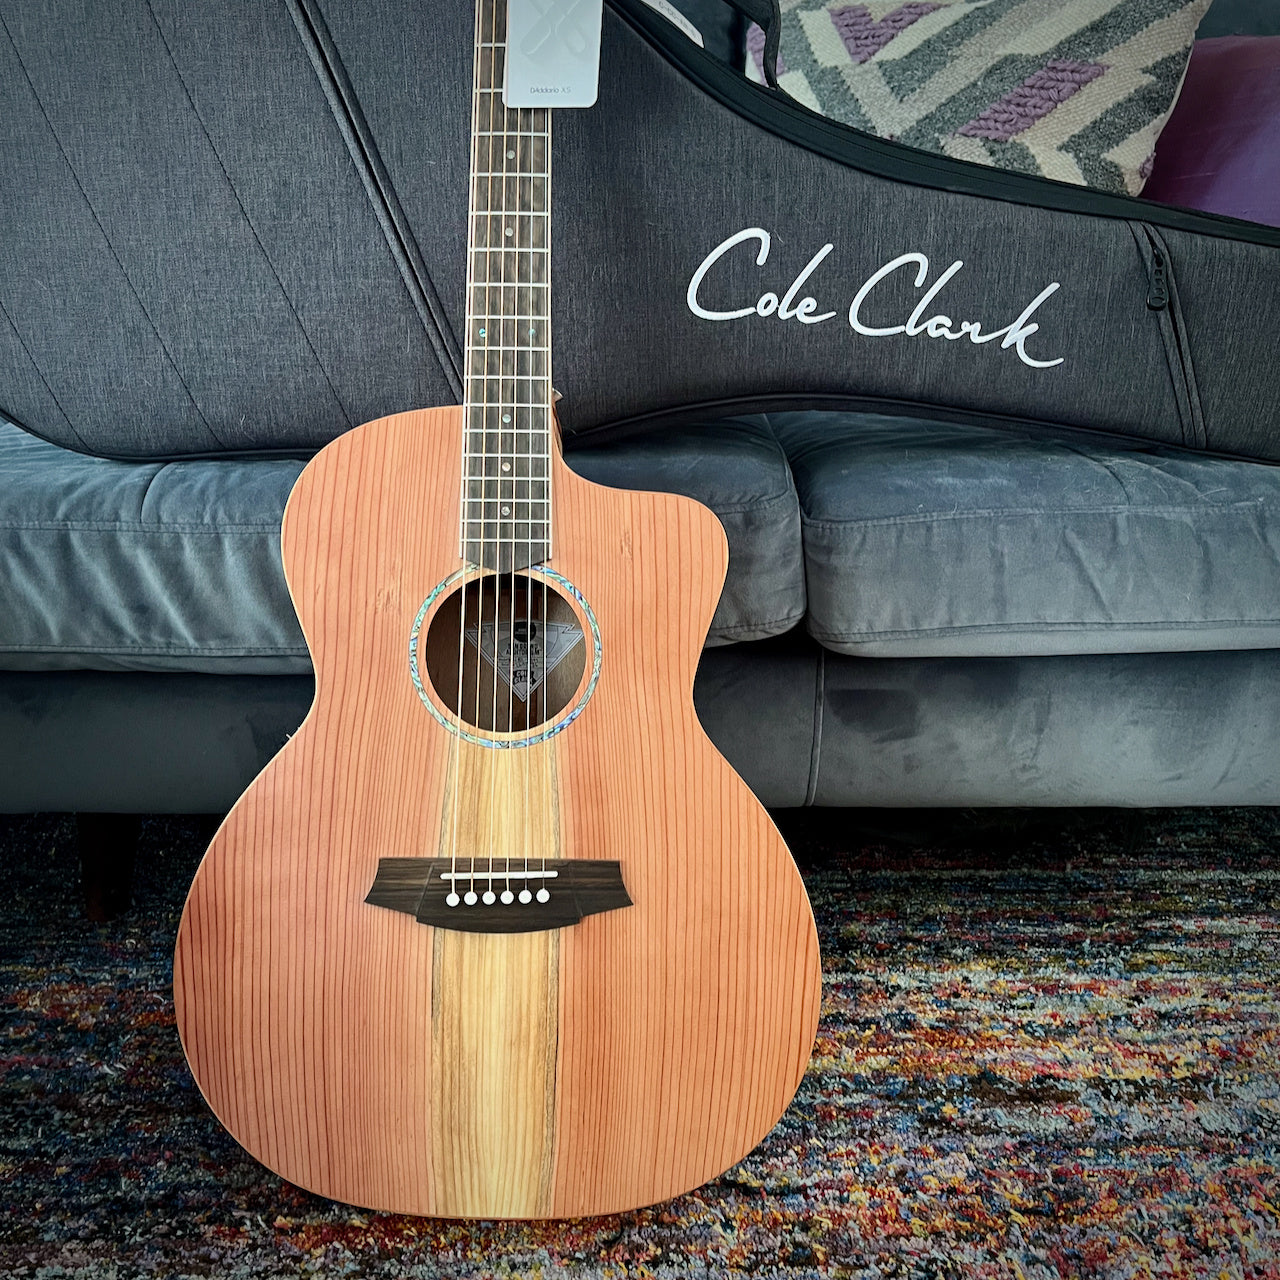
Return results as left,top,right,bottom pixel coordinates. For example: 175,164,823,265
772,409,1280,658
567,417,806,645
0,415,802,674
0,421,310,674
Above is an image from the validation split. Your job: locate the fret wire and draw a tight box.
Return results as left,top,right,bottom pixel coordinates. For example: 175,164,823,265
463,1,554,562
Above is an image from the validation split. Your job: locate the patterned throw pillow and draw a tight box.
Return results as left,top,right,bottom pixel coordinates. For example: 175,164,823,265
747,0,1213,195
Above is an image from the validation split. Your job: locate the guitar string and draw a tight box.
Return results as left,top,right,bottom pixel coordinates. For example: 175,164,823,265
523,109,537,904
487,20,513,909
523,106,533,905
477,0,504,906
539,105,552,899
515,98,529,907
455,1,557,912
448,0,490,908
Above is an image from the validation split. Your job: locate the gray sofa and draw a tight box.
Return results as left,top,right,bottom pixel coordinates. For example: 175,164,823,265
3,0,1279,860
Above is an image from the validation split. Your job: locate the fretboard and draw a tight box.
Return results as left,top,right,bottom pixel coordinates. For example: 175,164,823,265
463,0,552,573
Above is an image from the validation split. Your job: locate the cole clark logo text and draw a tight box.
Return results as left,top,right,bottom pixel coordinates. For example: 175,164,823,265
686,227,1064,370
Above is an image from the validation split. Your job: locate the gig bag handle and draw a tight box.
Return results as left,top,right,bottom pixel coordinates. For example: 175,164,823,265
722,0,782,87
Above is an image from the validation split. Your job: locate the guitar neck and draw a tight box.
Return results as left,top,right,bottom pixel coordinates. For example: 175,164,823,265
463,0,553,573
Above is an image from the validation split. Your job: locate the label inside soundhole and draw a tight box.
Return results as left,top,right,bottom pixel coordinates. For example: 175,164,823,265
423,571,589,734
466,619,583,701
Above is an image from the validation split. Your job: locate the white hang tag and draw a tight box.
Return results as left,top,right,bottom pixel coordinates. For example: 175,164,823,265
467,620,584,700
638,0,704,47
504,0,605,109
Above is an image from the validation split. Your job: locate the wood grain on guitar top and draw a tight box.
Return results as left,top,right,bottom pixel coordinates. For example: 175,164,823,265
173,405,822,1218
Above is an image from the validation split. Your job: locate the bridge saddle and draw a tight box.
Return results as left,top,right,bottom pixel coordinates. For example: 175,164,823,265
365,857,630,934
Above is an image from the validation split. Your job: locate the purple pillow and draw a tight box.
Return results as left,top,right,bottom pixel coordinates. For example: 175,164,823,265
1142,37,1280,228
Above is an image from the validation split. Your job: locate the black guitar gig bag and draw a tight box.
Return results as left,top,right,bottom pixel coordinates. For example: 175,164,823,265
2,0,1278,461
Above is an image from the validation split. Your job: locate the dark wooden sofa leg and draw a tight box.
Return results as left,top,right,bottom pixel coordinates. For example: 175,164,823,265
77,813,141,922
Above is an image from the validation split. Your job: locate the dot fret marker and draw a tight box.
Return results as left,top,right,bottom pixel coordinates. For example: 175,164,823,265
462,13,553,573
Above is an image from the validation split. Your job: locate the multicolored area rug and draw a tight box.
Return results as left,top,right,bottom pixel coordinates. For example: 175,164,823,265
2,808,1278,1278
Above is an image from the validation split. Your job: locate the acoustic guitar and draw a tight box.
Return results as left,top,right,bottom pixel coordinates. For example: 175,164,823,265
173,0,821,1219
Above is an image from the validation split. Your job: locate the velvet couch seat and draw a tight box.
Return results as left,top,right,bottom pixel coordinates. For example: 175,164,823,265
5,409,1279,812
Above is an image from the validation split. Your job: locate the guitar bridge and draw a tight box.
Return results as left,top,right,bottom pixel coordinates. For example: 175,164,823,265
365,857,630,934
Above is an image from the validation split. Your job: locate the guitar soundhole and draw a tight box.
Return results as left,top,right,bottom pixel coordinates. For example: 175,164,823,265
423,573,587,734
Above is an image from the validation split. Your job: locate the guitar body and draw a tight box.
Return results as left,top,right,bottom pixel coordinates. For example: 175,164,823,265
174,405,821,1219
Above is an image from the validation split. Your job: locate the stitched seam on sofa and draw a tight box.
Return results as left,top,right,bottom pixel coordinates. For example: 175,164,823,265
560,480,796,514
722,497,800,520
710,609,806,639
0,300,88,452
807,619,1280,643
143,0,354,431
0,12,226,450
756,414,804,504
135,464,169,524
801,501,1276,528
667,487,798,515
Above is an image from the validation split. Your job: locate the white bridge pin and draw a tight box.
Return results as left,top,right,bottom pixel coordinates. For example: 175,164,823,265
500,890,515,904
482,890,497,905
518,889,533,904
464,890,478,906
536,888,551,904
445,892,461,908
